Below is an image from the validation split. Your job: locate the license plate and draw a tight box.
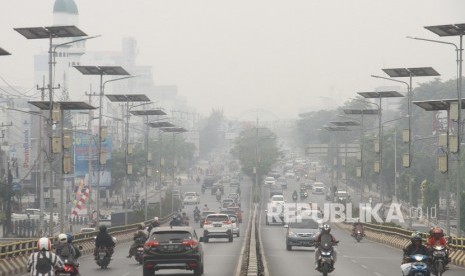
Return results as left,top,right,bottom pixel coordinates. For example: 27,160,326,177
214,224,222,227
99,252,106,256
163,245,177,251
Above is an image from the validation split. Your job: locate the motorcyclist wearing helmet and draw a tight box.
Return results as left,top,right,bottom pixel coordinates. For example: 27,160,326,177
400,233,430,275
193,206,201,217
170,213,183,226
202,204,209,211
427,227,450,266
55,233,78,263
94,225,116,259
351,220,365,237
314,224,338,270
66,234,81,260
27,237,64,276
127,223,148,258
181,212,190,226
147,217,160,233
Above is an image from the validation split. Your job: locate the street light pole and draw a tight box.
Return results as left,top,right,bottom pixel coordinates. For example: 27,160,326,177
421,23,464,235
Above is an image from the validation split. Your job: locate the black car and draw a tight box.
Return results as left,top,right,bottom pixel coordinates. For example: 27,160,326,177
143,226,204,276
203,175,217,189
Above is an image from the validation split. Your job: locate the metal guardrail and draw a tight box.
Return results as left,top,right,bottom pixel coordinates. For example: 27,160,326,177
362,222,465,249
0,213,174,259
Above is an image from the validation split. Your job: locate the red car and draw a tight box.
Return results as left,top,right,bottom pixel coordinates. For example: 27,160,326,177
227,206,243,223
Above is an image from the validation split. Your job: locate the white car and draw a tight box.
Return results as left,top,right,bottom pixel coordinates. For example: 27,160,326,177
183,192,200,204
285,171,295,178
264,176,276,186
270,195,285,205
203,213,234,242
312,182,325,195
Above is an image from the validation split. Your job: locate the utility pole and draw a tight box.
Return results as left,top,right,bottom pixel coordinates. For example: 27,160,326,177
36,77,46,235
85,89,98,220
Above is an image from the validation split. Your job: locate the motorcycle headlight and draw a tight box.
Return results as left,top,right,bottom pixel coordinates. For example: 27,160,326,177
321,251,331,256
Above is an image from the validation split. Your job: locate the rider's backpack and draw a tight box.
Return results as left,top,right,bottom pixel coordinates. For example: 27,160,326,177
35,251,53,274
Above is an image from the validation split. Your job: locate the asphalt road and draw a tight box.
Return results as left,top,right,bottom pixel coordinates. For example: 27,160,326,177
21,175,251,276
260,177,465,276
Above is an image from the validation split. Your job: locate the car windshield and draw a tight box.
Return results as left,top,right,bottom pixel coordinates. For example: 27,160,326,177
272,196,284,201
289,220,319,229
185,192,197,197
151,231,192,242
207,215,229,222
266,177,275,181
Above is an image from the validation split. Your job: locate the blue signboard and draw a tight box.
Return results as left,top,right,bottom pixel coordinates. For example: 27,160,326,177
73,132,112,188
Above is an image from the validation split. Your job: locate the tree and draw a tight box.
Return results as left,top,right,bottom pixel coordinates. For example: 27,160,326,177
231,127,280,183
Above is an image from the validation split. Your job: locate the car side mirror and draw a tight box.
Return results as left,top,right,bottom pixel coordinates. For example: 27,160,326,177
283,224,289,228
265,210,268,213
199,237,206,242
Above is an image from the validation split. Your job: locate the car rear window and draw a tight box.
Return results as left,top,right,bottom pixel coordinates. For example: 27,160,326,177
206,215,229,222
202,211,215,216
151,231,192,242
289,220,319,229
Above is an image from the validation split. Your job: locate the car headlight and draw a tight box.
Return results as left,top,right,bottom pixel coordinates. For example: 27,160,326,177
288,231,297,238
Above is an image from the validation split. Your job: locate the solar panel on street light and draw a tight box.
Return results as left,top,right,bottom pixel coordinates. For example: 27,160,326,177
148,122,175,128
74,65,130,76
130,110,167,116
106,94,151,102
343,109,379,115
357,91,404,98
382,67,440,78
330,121,360,126
424,24,465,37
14,25,86,39
0,48,11,56
28,101,96,110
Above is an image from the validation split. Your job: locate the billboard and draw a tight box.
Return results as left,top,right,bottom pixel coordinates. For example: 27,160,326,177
74,131,112,188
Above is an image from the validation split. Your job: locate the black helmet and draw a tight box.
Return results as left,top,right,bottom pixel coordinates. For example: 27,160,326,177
411,232,422,243
322,224,331,233
99,225,107,232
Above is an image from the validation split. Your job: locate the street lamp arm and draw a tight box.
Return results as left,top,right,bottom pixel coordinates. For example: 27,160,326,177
406,36,458,51
102,75,138,92
53,35,101,52
371,75,410,91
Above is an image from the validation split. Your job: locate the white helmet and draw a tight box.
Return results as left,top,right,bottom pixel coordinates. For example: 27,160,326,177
154,217,159,222
38,237,51,251
58,233,68,244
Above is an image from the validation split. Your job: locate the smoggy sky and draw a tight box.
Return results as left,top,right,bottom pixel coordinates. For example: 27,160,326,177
1,0,464,119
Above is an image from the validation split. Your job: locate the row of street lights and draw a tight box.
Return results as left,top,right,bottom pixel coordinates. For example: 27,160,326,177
325,23,464,236
11,24,188,233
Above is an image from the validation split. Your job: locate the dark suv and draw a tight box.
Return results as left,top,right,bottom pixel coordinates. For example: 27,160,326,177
143,226,204,276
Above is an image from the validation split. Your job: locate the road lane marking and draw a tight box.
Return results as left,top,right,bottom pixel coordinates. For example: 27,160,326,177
361,264,368,269
351,259,357,263
374,272,383,276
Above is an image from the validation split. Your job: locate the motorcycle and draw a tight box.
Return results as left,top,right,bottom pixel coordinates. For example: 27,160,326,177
194,212,201,223
134,245,145,264
353,226,364,242
95,247,112,269
402,254,430,276
316,240,338,276
431,245,447,276
56,259,80,276
216,194,221,202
